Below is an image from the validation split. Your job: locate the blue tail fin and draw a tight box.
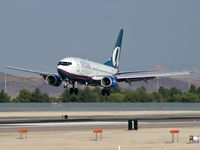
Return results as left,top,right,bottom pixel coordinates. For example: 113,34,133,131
104,29,123,69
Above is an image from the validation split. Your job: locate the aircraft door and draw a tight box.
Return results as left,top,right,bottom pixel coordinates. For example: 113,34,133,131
76,62,81,73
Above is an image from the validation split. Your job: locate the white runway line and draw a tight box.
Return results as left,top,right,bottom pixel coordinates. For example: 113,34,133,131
139,121,200,125
0,122,126,128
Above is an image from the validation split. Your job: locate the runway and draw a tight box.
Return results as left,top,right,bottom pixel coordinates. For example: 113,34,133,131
0,110,200,133
0,119,200,133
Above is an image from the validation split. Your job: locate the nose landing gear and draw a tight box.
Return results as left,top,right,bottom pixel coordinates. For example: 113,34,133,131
64,83,68,88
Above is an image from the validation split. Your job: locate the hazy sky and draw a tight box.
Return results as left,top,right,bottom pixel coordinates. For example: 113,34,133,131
0,0,200,75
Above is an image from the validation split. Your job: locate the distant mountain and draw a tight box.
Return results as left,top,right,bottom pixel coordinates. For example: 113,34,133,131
118,77,196,93
0,72,64,98
152,64,172,72
0,65,199,98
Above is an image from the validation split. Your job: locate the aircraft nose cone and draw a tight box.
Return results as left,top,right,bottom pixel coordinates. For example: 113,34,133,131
57,66,65,80
57,65,60,71
57,65,63,73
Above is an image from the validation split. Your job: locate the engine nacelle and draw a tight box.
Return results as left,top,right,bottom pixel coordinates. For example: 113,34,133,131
101,76,117,88
46,74,62,87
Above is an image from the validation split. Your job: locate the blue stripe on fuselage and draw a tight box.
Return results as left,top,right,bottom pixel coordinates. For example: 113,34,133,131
57,68,92,80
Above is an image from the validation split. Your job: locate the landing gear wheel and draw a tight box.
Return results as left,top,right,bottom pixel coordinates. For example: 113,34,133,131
106,89,110,96
74,88,78,95
69,88,74,94
102,89,106,96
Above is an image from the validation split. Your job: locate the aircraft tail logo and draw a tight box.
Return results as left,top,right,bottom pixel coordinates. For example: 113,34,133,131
104,29,123,69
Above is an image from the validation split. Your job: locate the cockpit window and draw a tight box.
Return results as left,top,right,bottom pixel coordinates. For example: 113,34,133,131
57,62,72,66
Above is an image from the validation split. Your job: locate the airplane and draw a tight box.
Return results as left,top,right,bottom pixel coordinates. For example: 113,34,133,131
6,29,191,96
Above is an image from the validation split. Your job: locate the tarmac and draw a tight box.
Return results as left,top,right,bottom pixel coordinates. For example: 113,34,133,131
0,111,200,150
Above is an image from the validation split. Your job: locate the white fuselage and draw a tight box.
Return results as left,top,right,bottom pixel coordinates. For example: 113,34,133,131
57,57,118,84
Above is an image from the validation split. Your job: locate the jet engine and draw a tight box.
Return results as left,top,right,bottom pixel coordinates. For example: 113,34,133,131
101,76,117,88
46,74,62,87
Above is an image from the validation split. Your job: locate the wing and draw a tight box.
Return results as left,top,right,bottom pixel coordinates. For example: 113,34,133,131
116,69,158,75
5,66,52,79
115,71,191,84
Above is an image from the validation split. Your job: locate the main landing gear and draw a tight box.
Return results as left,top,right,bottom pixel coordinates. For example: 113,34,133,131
63,82,79,95
69,82,79,95
69,87,78,95
102,88,110,96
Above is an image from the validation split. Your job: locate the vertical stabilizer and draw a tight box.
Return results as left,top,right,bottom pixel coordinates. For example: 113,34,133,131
104,29,123,69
